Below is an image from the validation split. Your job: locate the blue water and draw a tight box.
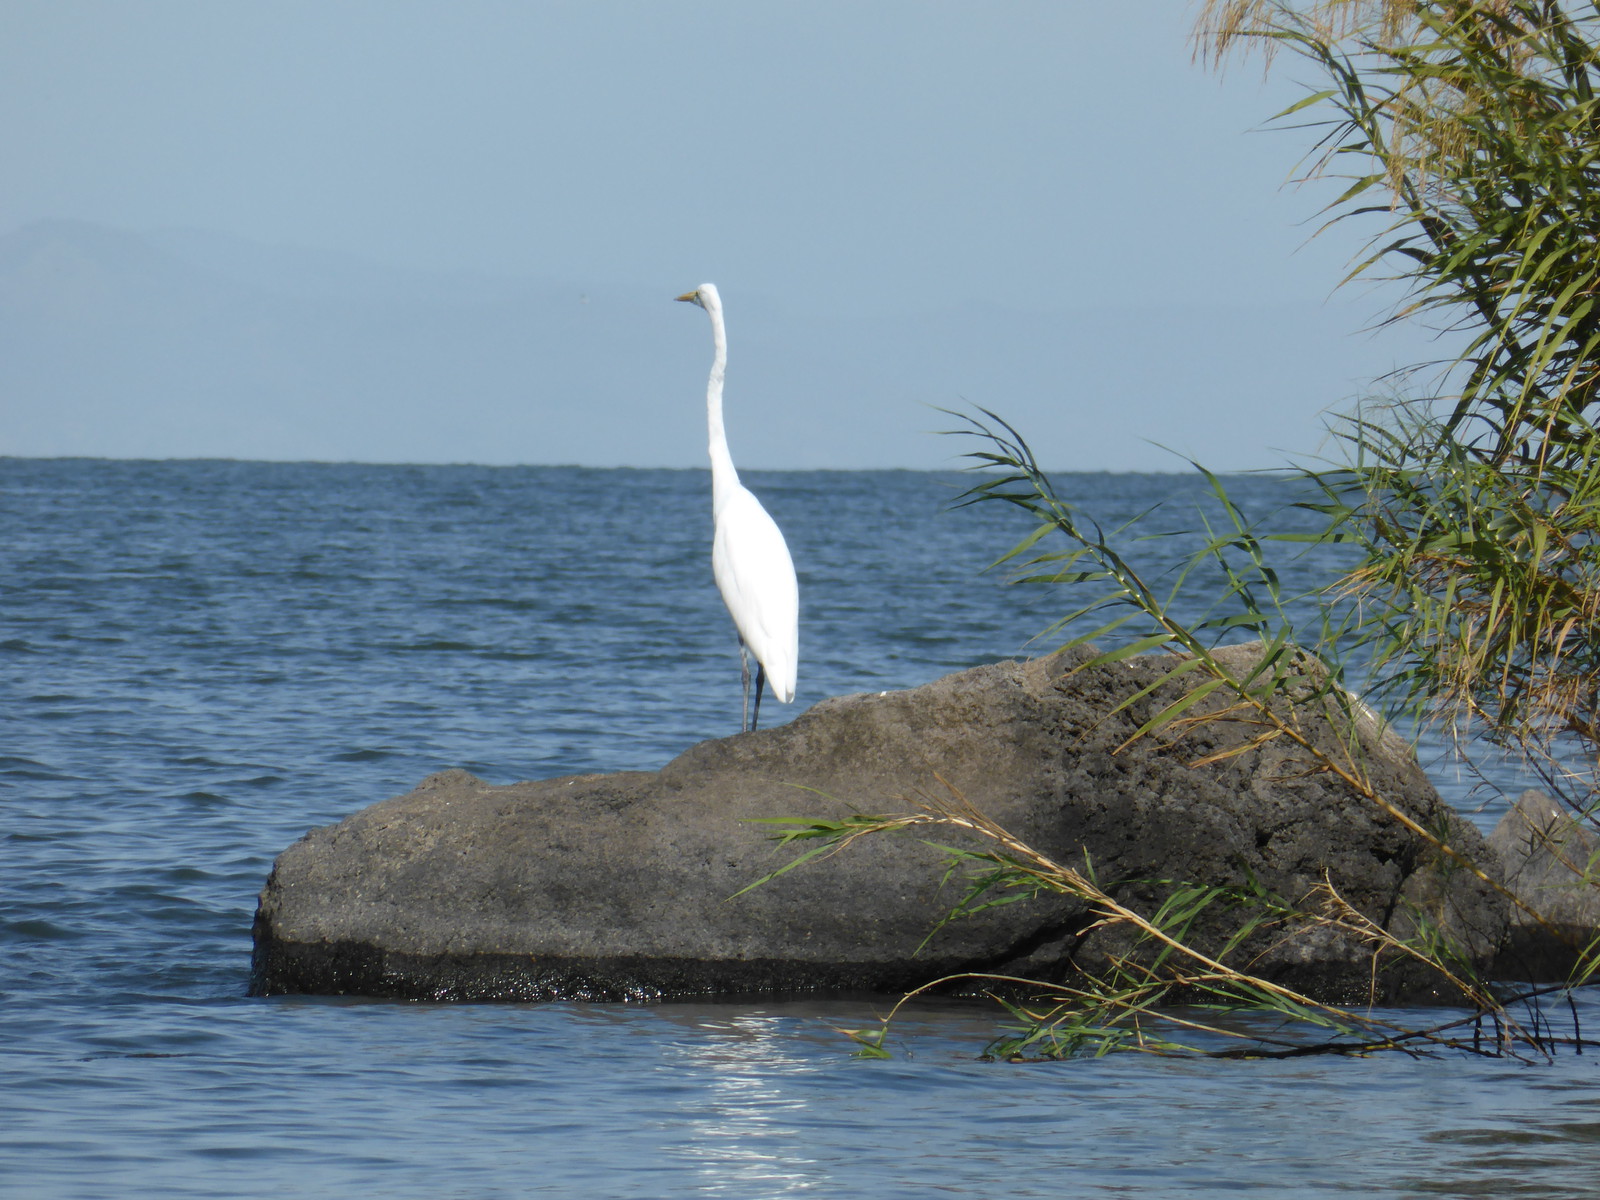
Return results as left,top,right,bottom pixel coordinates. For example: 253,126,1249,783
4,459,1595,1199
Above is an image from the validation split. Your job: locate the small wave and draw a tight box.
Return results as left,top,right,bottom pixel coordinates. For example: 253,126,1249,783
432,597,543,612
31,708,92,723
382,639,481,652
161,865,216,883
0,754,52,769
330,748,394,763
3,917,87,941
0,755,77,781
80,1050,194,1060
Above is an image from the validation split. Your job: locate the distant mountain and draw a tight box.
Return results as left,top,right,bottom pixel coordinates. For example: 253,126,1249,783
0,220,699,465
0,220,1441,469
144,226,547,307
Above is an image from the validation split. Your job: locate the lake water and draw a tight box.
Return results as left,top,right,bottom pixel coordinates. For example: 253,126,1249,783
4,458,1597,1199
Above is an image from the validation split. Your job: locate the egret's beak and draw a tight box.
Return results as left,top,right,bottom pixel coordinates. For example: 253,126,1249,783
675,290,700,304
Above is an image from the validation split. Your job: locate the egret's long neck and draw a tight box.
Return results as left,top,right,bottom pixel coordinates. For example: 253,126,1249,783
705,301,740,510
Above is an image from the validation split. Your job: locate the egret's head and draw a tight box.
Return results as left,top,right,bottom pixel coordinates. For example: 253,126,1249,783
675,282,720,311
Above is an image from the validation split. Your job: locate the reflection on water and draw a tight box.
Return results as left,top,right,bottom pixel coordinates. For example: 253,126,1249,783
667,1014,829,1196
5,991,1600,1198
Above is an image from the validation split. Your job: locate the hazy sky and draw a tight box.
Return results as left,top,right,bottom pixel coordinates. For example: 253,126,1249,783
1,1,1444,470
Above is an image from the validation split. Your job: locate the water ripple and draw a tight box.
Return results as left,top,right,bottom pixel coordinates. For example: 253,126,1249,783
0,460,1572,1199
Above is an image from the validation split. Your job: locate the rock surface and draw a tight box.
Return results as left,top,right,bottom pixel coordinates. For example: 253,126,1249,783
1489,789,1600,981
251,645,1509,1004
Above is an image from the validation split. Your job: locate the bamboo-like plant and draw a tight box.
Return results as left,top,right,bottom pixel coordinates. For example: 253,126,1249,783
748,412,1581,1059
1198,1,1600,807
758,778,1551,1061
749,2,1600,1059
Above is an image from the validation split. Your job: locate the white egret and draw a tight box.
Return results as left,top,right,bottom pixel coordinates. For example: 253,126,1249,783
676,283,798,732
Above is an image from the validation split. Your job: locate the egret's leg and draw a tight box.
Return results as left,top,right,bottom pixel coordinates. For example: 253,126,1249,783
752,663,767,731
738,639,752,732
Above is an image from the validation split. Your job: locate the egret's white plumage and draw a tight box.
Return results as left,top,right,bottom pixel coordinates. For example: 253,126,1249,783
676,282,798,731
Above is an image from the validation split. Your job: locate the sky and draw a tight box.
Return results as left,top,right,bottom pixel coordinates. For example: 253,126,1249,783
0,1,1448,470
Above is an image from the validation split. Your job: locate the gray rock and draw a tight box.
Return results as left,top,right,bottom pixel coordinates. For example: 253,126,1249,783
251,644,1508,1004
1489,789,1600,981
